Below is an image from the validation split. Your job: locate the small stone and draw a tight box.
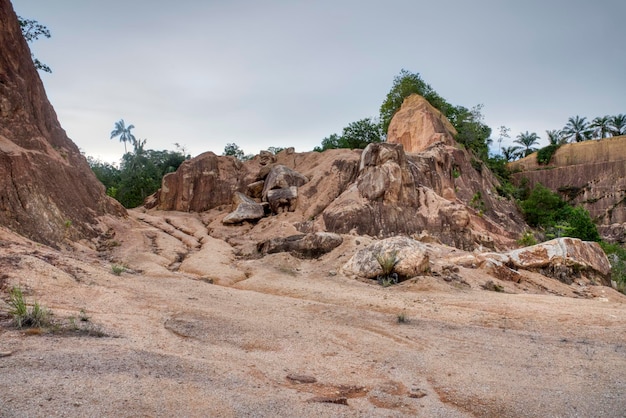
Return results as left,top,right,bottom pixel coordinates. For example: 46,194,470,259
286,374,317,384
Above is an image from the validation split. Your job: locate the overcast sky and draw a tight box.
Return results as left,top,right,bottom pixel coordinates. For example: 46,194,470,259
11,0,626,164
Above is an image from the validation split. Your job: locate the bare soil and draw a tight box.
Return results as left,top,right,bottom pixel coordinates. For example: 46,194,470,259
0,210,625,417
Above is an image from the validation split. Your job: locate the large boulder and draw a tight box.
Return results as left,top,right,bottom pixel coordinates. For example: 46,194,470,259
0,1,124,246
482,237,611,285
342,236,430,280
257,232,343,258
386,94,457,153
147,152,248,212
222,192,264,224
261,164,308,200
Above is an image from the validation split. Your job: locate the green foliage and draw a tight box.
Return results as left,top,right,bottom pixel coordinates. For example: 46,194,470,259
375,250,399,286
111,264,126,275
599,242,626,293
18,16,52,73
520,183,565,227
563,116,592,142
8,287,50,329
379,69,452,134
88,145,187,208
536,144,560,165
110,119,136,153
514,131,540,157
517,231,538,247
519,183,600,241
448,105,492,161
223,143,245,159
315,118,383,151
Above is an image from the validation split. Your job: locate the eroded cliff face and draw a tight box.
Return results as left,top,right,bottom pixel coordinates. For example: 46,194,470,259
509,136,626,241
0,0,125,246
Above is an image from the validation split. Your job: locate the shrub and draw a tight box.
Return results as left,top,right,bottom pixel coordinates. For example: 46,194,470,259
375,250,399,286
536,144,560,165
599,242,626,293
111,264,126,275
517,231,537,247
8,287,50,328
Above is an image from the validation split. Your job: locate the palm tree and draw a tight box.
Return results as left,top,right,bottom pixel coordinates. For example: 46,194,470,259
502,145,522,161
514,131,540,157
590,115,611,139
545,129,567,145
610,114,626,136
563,116,591,142
110,119,136,153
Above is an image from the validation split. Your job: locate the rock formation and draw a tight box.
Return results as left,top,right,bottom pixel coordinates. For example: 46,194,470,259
481,237,611,286
0,0,124,246
509,136,626,242
386,94,457,153
146,96,526,251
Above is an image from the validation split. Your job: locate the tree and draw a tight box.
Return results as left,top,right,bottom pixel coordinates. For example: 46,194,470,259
546,129,567,145
18,16,52,73
449,105,492,160
315,118,383,151
379,69,452,134
514,131,540,157
502,145,522,161
110,119,136,153
223,143,245,159
610,114,626,136
496,125,511,154
563,116,591,142
590,115,611,139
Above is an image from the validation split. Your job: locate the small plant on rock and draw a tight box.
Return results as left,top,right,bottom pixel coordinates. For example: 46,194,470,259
376,250,400,286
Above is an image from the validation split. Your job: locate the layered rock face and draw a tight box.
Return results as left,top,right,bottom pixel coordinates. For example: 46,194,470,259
509,136,626,241
0,0,124,246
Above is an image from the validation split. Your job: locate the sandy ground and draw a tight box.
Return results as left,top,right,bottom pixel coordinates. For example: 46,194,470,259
0,210,625,417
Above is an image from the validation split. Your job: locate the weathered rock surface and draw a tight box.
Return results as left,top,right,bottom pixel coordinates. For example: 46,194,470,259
257,232,343,258
261,164,308,200
482,237,611,285
342,236,430,280
321,142,522,249
267,186,298,214
0,1,124,246
146,152,252,212
222,192,264,224
386,94,457,153
509,136,626,242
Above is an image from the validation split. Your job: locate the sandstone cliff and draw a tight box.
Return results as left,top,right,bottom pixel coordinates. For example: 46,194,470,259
509,136,626,241
0,0,124,246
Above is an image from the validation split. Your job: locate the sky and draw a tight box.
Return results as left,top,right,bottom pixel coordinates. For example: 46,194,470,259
11,0,626,164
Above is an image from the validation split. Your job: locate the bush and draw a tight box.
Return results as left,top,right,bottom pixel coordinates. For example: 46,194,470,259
8,287,50,328
600,242,626,293
517,231,537,247
519,183,600,242
536,144,560,165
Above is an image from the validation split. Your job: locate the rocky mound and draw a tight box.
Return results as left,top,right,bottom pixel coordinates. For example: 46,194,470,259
509,136,626,242
0,0,124,247
148,97,526,251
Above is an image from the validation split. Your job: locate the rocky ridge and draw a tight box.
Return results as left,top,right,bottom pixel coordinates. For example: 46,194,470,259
0,0,124,247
